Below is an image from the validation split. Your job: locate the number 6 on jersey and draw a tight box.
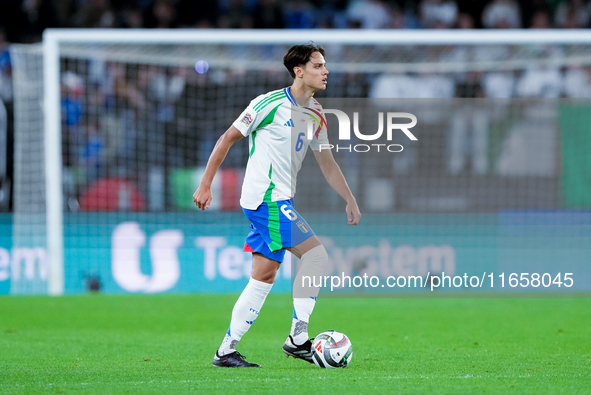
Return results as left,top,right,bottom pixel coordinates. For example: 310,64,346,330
281,204,297,220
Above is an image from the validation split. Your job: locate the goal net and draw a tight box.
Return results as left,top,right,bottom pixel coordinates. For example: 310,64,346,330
9,30,591,295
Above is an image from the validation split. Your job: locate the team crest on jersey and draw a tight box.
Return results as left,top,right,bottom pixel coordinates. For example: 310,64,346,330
241,113,253,126
296,220,309,233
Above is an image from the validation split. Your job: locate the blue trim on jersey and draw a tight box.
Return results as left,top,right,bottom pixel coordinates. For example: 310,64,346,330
284,87,297,106
242,199,315,263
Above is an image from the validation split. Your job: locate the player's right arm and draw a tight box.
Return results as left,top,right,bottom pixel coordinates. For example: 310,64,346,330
193,125,244,210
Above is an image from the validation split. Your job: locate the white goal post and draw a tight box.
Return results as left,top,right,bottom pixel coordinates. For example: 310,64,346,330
24,29,591,295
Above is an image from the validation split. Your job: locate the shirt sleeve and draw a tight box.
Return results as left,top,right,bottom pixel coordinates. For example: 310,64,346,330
235,92,276,137
232,101,258,137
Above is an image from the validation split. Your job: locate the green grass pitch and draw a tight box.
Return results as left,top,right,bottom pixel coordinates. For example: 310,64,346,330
1,294,590,394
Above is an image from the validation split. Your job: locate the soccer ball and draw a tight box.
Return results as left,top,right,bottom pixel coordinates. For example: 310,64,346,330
311,330,353,368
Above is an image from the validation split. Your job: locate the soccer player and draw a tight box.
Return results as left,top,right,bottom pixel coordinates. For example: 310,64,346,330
193,43,361,368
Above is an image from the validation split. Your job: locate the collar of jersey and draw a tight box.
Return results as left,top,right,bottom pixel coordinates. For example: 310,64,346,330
284,87,312,107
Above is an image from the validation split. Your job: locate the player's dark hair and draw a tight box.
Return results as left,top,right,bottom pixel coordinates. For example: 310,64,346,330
283,43,325,79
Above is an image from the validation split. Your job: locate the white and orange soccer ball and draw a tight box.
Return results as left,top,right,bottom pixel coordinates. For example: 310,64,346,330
311,330,353,368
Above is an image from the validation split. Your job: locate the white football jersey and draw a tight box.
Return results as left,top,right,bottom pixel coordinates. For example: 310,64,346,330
233,87,329,210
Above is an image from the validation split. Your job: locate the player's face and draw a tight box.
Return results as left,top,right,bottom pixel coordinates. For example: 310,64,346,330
302,52,329,91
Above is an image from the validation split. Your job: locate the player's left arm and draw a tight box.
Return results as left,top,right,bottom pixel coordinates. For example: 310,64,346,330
313,149,361,225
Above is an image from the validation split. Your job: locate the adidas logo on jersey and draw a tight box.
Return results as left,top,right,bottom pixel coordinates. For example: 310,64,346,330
284,119,294,127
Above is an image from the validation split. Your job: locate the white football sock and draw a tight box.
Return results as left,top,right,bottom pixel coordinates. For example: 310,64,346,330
291,296,317,345
217,277,273,356
290,245,328,345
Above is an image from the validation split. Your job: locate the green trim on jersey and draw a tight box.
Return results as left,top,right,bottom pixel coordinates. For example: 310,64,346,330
255,103,283,131
263,163,283,252
254,91,284,112
250,131,257,157
248,104,281,159
255,94,286,113
253,91,283,109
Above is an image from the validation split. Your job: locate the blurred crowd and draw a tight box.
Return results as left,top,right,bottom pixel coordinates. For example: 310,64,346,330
51,59,573,213
1,0,591,44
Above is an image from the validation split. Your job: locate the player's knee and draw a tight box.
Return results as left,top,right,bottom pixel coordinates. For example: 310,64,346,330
251,271,277,284
316,244,328,262
251,257,280,284
303,244,328,269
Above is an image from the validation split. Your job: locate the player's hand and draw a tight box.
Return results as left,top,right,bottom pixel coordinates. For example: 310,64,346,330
345,199,361,225
193,186,213,210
